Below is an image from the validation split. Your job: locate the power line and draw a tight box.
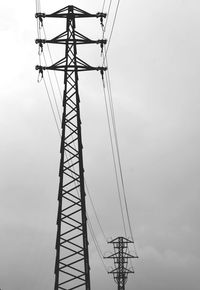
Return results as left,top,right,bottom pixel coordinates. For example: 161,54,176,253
102,53,138,256
35,0,41,14
85,182,107,241
101,0,137,244
42,53,62,123
102,79,127,237
43,27,63,102
88,217,108,272
103,0,121,65
101,0,106,13
105,57,138,255
102,0,113,32
42,76,61,134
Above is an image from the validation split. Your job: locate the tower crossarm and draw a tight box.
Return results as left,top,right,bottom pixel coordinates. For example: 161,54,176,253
105,252,136,259
36,37,107,46
36,62,106,73
35,5,106,20
107,237,135,244
108,268,135,275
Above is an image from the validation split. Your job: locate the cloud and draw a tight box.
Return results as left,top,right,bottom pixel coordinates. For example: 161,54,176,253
0,1,200,290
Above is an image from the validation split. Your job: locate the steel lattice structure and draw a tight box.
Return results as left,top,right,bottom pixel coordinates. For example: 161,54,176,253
105,237,137,290
36,5,106,290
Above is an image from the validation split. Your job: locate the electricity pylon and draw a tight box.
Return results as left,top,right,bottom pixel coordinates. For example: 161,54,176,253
105,237,137,290
35,5,106,290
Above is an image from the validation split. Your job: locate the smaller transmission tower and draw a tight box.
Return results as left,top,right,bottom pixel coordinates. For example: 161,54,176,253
105,237,137,290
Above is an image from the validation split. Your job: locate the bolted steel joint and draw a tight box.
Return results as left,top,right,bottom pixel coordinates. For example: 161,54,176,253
35,39,46,44
96,12,107,18
35,65,46,71
35,12,46,18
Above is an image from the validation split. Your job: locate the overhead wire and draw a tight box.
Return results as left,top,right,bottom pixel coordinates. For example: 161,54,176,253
102,80,127,237
85,182,107,241
101,0,106,13
43,27,63,102
42,53,62,123
87,218,108,272
101,0,128,237
102,0,121,65
35,0,39,13
102,0,113,32
42,76,61,134
36,1,60,132
104,58,138,256
101,0,138,255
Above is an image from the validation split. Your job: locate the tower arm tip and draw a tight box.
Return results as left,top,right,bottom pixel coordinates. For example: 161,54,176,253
96,12,107,18
35,12,46,18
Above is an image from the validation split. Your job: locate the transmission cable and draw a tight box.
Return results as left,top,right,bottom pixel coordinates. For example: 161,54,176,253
102,80,127,237
35,0,41,14
42,77,61,135
43,27,63,102
85,182,107,241
100,0,138,252
102,52,138,256
101,0,106,13
42,52,62,123
102,0,113,32
105,58,137,250
103,0,121,65
88,217,107,272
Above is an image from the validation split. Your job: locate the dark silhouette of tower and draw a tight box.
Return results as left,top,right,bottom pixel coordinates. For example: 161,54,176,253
105,237,138,290
36,5,106,290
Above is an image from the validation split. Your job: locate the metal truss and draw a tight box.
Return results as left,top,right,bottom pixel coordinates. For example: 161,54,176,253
36,5,106,290
105,237,137,290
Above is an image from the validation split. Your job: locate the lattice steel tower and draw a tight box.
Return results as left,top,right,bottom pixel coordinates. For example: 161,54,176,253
36,5,106,290
105,237,137,290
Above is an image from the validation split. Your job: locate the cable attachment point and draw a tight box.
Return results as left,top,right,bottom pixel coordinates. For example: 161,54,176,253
97,39,107,55
35,12,45,28
100,42,104,55
35,39,46,55
100,16,104,30
38,43,43,55
100,68,106,88
36,65,45,82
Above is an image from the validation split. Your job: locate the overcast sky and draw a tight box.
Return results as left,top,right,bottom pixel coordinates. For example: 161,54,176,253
0,0,200,290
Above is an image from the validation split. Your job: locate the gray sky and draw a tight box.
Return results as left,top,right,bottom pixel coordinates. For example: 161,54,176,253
0,0,200,289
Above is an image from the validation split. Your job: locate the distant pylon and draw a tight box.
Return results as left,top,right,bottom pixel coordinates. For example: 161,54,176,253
105,237,138,290
35,5,106,290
